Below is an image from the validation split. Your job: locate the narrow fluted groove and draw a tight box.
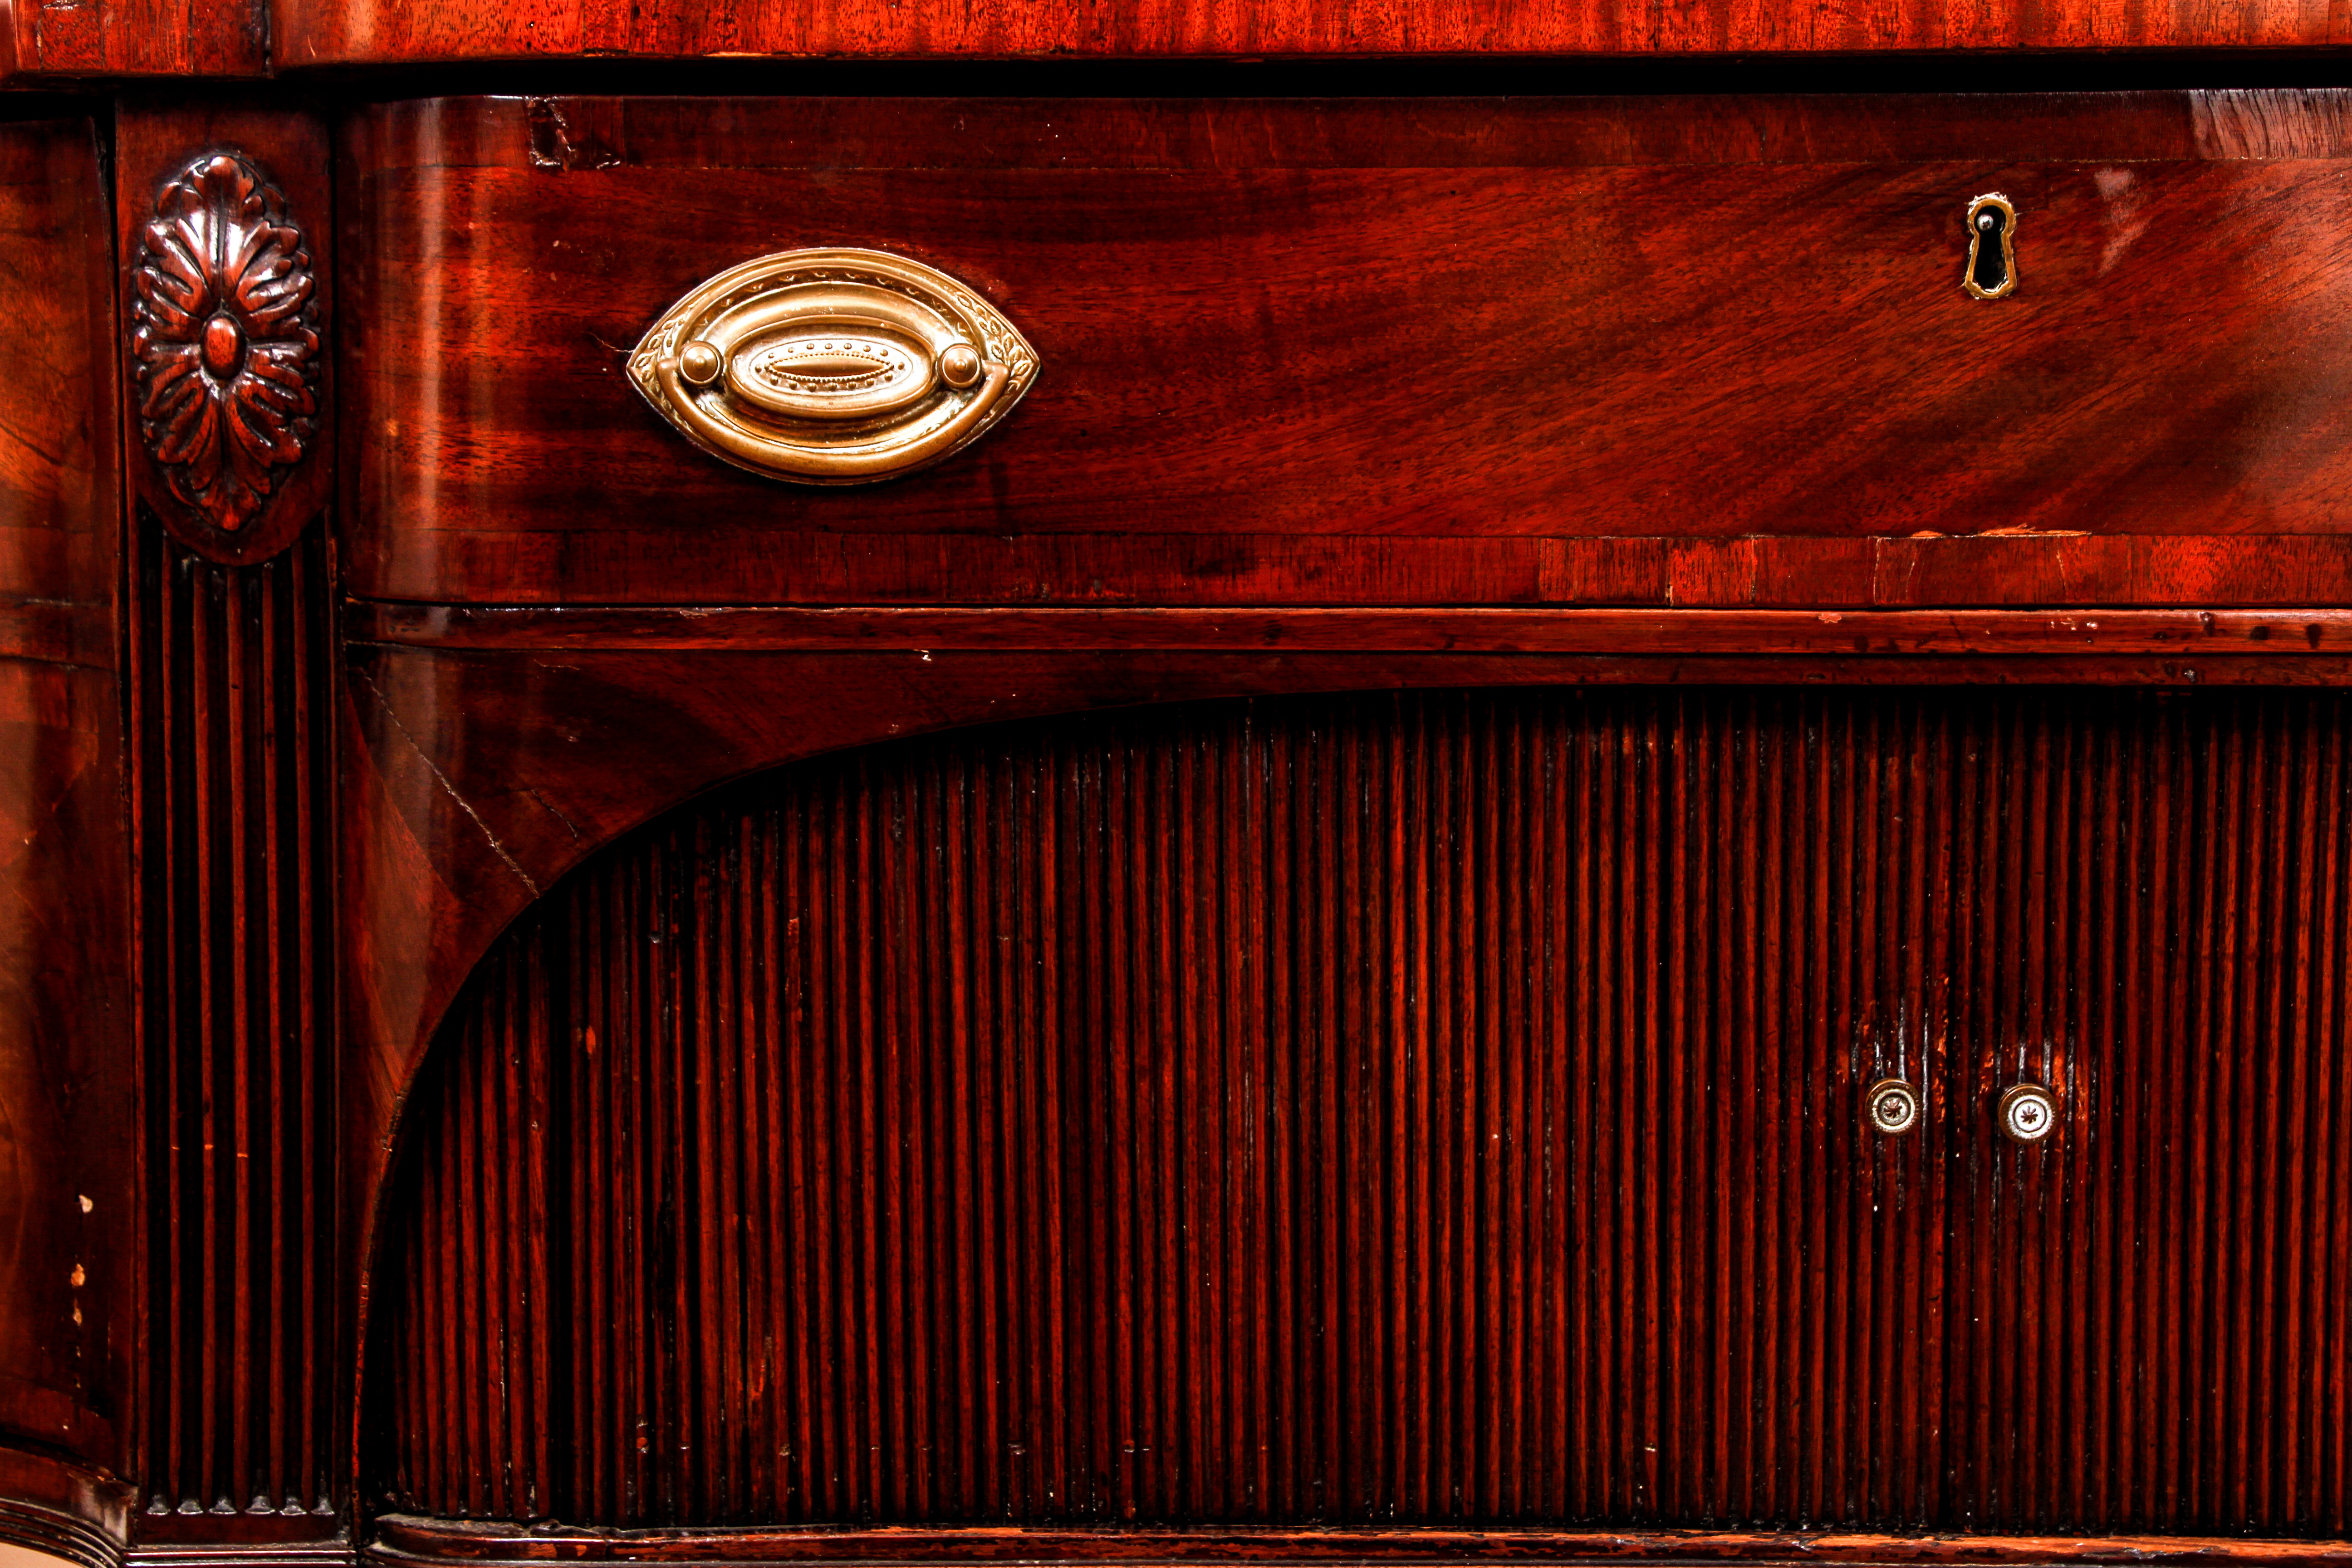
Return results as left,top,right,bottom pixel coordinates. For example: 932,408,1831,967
133,522,337,1517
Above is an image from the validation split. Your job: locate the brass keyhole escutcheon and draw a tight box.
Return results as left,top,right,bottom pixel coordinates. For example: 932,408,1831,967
1964,193,2018,300
1867,1078,1921,1136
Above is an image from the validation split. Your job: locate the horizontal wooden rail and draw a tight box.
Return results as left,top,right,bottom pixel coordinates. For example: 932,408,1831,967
350,603,2352,657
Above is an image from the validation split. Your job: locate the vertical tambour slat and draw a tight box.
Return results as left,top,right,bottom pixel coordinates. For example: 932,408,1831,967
1942,691,2352,1535
375,687,2352,1536
132,521,336,1517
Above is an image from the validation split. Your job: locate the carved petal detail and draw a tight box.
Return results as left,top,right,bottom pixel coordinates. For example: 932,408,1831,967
131,153,319,534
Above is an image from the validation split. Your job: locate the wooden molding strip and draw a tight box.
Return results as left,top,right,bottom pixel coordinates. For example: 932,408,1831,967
348,603,2352,657
0,1444,134,1568
273,2,2352,70
368,1519,2352,1567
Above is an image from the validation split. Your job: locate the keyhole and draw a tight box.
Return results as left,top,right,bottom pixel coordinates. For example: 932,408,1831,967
1964,193,2017,300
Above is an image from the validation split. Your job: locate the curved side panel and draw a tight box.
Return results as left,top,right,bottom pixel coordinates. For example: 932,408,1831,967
0,113,135,1530
0,661,132,1473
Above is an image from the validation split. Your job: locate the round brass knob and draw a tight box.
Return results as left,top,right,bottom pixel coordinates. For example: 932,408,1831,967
938,342,983,389
1866,1078,1921,1136
1998,1083,2057,1143
677,338,724,386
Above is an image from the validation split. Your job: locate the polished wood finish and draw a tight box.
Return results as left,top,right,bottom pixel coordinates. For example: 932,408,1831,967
374,692,1941,1528
369,688,2352,1536
366,1518,2352,1566
16,0,2352,82
342,636,2352,1347
0,114,136,1552
0,115,118,639
343,93,2352,610
113,103,345,1545
348,604,2352,656
270,0,2352,67
0,2,264,86
129,152,322,554
11,43,2352,1568
130,524,339,1527
118,108,332,569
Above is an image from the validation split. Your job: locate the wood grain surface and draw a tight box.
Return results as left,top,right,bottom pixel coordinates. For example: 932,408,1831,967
364,1517,2352,1566
367,687,2352,1537
335,637,2352,1465
19,0,2352,83
0,115,135,1516
343,93,2352,609
0,115,118,656
274,0,2352,68
24,68,2347,1568
0,0,265,83
346,603,2352,655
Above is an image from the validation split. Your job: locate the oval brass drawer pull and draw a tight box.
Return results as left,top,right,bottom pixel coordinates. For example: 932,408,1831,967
628,247,1039,485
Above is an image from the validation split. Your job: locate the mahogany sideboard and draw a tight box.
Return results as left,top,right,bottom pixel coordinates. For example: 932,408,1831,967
10,5,2352,1567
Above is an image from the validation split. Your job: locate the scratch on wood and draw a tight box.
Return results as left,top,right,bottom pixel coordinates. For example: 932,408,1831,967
357,668,543,897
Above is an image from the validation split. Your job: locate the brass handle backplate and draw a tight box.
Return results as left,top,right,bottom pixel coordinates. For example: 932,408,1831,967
628,247,1039,486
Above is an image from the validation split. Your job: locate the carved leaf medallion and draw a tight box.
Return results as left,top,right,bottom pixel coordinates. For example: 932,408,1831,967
131,153,319,534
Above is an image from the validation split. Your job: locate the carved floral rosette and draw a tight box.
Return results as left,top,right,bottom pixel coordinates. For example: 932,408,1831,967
131,153,319,540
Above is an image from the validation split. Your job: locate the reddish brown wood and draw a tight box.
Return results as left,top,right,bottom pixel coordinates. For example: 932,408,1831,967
118,106,331,569
343,93,2352,610
6,66,2352,1568
22,0,2352,87
0,114,118,632
363,688,2352,1538
0,113,137,1548
351,533,2352,612
114,106,345,1543
0,1446,137,1568
129,522,341,1529
272,0,2352,67
367,1517,2352,1565
336,634,2352,1438
0,0,265,84
0,649,135,1490
372,691,1947,1530
129,152,321,551
1929,697,2352,1534
346,604,2352,655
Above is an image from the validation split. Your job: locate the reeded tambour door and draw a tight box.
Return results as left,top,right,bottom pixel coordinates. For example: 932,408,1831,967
372,685,2352,1538
373,688,1950,1530
1940,693,2352,1535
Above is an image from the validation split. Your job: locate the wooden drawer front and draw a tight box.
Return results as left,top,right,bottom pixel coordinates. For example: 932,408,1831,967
347,92,2352,610
375,686,2352,1538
